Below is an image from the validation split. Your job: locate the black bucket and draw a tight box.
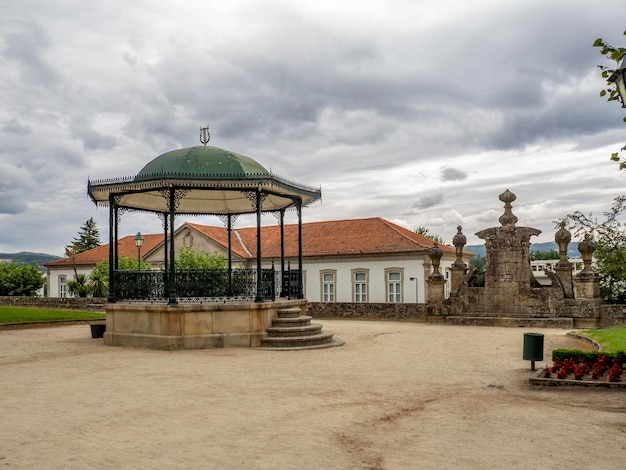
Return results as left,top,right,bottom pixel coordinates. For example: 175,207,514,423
90,324,106,338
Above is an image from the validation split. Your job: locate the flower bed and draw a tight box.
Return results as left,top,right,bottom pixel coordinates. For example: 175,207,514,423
530,354,626,388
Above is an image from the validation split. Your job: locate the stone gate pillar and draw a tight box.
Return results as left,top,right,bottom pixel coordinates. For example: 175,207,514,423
426,243,446,302
449,225,467,296
474,190,541,309
554,222,574,299
575,234,600,299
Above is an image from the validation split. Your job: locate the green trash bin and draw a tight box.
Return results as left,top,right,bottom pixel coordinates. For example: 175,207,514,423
523,332,544,370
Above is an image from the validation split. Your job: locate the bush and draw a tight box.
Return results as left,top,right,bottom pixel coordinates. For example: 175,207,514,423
552,349,625,365
0,262,46,296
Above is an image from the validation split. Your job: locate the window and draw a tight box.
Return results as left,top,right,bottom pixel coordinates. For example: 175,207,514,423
353,271,368,302
321,271,336,302
59,276,66,298
387,271,401,302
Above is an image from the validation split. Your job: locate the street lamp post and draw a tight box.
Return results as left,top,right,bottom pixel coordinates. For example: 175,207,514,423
134,232,144,270
609,58,626,107
409,277,418,303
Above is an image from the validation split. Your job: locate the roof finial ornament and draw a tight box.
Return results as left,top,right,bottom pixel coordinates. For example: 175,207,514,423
498,188,518,228
200,125,210,146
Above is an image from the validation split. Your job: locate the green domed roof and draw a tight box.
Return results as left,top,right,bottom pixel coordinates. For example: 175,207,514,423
88,144,321,215
137,146,270,179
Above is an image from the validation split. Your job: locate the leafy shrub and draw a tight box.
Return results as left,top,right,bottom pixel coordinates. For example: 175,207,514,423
552,349,626,364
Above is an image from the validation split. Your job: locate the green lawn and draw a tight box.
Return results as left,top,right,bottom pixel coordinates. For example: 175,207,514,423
575,328,626,353
0,306,105,324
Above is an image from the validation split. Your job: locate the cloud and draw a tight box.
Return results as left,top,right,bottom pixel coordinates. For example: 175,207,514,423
413,193,444,210
441,167,468,181
2,20,61,89
2,119,31,135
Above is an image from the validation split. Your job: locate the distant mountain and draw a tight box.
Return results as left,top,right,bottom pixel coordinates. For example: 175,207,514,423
465,242,580,259
0,252,62,268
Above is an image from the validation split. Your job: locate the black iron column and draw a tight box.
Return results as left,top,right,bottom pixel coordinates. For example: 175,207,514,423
162,213,169,300
279,209,285,297
255,189,263,302
107,194,116,303
114,205,119,271
227,214,233,296
168,188,177,304
296,198,303,299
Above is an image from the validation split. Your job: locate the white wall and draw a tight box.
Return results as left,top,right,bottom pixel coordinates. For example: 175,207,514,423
299,258,456,303
47,267,93,297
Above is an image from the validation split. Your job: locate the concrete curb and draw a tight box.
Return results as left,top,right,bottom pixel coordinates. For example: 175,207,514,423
0,318,105,330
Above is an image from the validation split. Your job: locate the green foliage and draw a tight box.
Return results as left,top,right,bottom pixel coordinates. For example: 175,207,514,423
117,256,151,271
67,273,90,298
530,249,559,260
0,306,105,323
175,247,227,270
415,226,445,245
593,31,626,167
561,196,626,303
468,256,485,287
84,257,151,298
67,217,101,254
552,349,626,364
0,261,46,296
89,262,109,298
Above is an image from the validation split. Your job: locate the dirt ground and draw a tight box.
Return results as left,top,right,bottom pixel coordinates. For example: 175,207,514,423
1,321,625,470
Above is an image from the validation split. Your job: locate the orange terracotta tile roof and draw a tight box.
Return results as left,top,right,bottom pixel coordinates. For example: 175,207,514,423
235,217,455,258
44,234,164,268
45,218,456,267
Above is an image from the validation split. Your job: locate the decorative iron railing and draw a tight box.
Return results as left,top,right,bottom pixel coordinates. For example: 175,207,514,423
112,267,286,302
283,268,302,299
114,270,166,301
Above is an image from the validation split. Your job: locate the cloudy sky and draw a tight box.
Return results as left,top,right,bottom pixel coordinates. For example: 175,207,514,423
1,0,625,255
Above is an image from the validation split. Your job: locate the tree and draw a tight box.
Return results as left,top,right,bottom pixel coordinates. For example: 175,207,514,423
593,31,626,168
0,262,46,296
469,256,485,287
89,262,109,298
175,247,227,270
67,273,90,298
561,195,626,303
415,226,445,245
68,217,101,254
530,249,560,260
117,256,151,271
84,257,152,298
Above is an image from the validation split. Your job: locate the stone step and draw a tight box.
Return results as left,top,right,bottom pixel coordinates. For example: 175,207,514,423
441,316,574,328
260,330,337,348
276,308,303,319
266,323,323,337
271,315,312,328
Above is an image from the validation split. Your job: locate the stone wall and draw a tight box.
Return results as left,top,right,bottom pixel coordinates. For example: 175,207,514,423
309,302,428,322
599,305,626,328
0,296,106,311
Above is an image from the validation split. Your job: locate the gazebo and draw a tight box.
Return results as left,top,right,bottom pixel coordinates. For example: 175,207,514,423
86,130,324,349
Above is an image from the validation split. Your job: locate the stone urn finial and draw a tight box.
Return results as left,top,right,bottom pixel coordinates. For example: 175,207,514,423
452,225,466,268
554,221,571,264
428,242,444,277
578,233,595,274
498,189,518,228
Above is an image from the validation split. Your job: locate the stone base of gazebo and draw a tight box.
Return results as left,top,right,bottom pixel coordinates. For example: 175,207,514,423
103,299,307,350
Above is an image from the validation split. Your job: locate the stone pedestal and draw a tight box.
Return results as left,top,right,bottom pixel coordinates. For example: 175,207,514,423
575,273,600,299
555,262,574,299
449,266,466,297
427,276,446,302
